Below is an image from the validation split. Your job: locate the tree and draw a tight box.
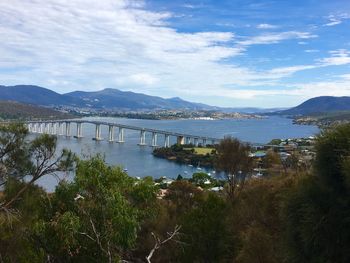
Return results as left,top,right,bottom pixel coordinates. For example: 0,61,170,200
31,156,159,262
191,172,211,187
0,123,74,212
282,124,350,263
180,193,230,262
215,136,253,201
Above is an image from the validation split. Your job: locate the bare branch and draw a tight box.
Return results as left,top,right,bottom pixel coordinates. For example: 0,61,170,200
146,225,181,263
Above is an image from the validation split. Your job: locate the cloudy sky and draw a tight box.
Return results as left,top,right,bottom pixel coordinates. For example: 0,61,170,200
1,0,350,107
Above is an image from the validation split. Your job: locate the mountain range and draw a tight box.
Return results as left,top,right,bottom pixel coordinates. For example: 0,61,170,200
2,85,348,115
0,85,281,113
276,96,350,115
0,85,220,111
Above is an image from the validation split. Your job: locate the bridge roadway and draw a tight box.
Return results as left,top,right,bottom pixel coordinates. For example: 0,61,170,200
25,119,222,147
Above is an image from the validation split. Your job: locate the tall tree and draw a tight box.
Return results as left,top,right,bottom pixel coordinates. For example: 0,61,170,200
215,136,253,200
0,123,74,212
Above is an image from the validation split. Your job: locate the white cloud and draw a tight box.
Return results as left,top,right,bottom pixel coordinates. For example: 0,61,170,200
324,13,350,26
0,0,348,107
256,23,278,29
238,31,317,46
318,49,350,66
305,49,319,53
130,73,159,85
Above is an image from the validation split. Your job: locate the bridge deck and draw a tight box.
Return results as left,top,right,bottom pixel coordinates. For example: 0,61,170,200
26,119,221,141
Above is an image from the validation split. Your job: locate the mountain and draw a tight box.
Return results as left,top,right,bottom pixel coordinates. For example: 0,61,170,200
275,96,350,115
65,88,217,110
0,101,73,120
0,85,80,106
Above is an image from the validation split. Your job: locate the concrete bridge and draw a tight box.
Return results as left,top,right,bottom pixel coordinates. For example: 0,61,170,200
25,119,222,147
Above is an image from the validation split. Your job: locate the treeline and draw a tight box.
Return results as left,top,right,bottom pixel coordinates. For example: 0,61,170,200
0,123,349,262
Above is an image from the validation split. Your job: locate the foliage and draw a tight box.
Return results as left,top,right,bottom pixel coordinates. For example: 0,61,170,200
215,136,253,200
31,156,159,262
281,124,350,263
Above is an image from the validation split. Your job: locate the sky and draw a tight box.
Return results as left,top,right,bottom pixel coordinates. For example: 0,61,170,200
1,0,350,108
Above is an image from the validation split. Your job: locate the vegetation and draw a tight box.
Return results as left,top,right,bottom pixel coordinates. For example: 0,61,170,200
0,100,73,120
153,144,216,168
0,122,349,262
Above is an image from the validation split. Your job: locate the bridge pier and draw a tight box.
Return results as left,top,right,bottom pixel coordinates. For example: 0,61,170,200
186,137,191,145
164,134,170,148
50,123,55,135
117,127,125,143
45,123,50,134
151,132,158,147
58,122,63,135
139,130,146,146
108,125,114,142
202,138,207,146
194,138,199,147
177,136,185,145
76,123,83,138
65,122,71,137
94,124,102,141
211,139,215,145
38,123,43,134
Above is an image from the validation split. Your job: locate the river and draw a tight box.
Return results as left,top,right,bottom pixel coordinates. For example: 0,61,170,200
34,116,319,191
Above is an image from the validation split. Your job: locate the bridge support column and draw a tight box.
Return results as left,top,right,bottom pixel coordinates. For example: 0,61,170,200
151,132,158,147
202,138,207,146
177,136,185,145
164,134,170,148
27,123,31,133
65,122,71,137
194,138,199,147
108,125,114,142
38,123,43,133
211,139,215,145
50,123,55,135
138,130,146,146
94,124,102,141
117,127,125,143
58,123,63,135
186,137,191,145
45,123,50,134
76,123,83,138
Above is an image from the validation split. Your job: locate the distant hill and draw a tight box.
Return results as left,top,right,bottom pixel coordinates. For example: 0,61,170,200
275,96,350,116
65,88,217,110
0,85,218,111
0,85,80,106
0,101,73,120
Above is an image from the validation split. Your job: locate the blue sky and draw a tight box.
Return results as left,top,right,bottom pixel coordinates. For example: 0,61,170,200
1,0,350,107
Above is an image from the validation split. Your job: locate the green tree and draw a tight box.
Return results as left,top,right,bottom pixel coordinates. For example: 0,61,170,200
32,156,159,262
0,123,74,211
180,193,229,263
282,124,350,263
191,172,212,188
215,136,253,201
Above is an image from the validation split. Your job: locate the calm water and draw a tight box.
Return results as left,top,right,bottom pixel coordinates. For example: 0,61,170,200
35,116,319,191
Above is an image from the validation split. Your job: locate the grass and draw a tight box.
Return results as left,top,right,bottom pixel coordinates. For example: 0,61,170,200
183,147,215,155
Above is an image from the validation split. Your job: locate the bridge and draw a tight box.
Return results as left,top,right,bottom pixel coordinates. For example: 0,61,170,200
25,119,222,147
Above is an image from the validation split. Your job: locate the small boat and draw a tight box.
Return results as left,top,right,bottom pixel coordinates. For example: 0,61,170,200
184,171,188,174
188,164,193,167
123,168,128,172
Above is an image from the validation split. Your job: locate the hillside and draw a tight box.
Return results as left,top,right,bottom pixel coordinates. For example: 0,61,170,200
0,101,73,120
65,88,217,110
0,85,80,106
276,96,350,115
0,85,217,111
